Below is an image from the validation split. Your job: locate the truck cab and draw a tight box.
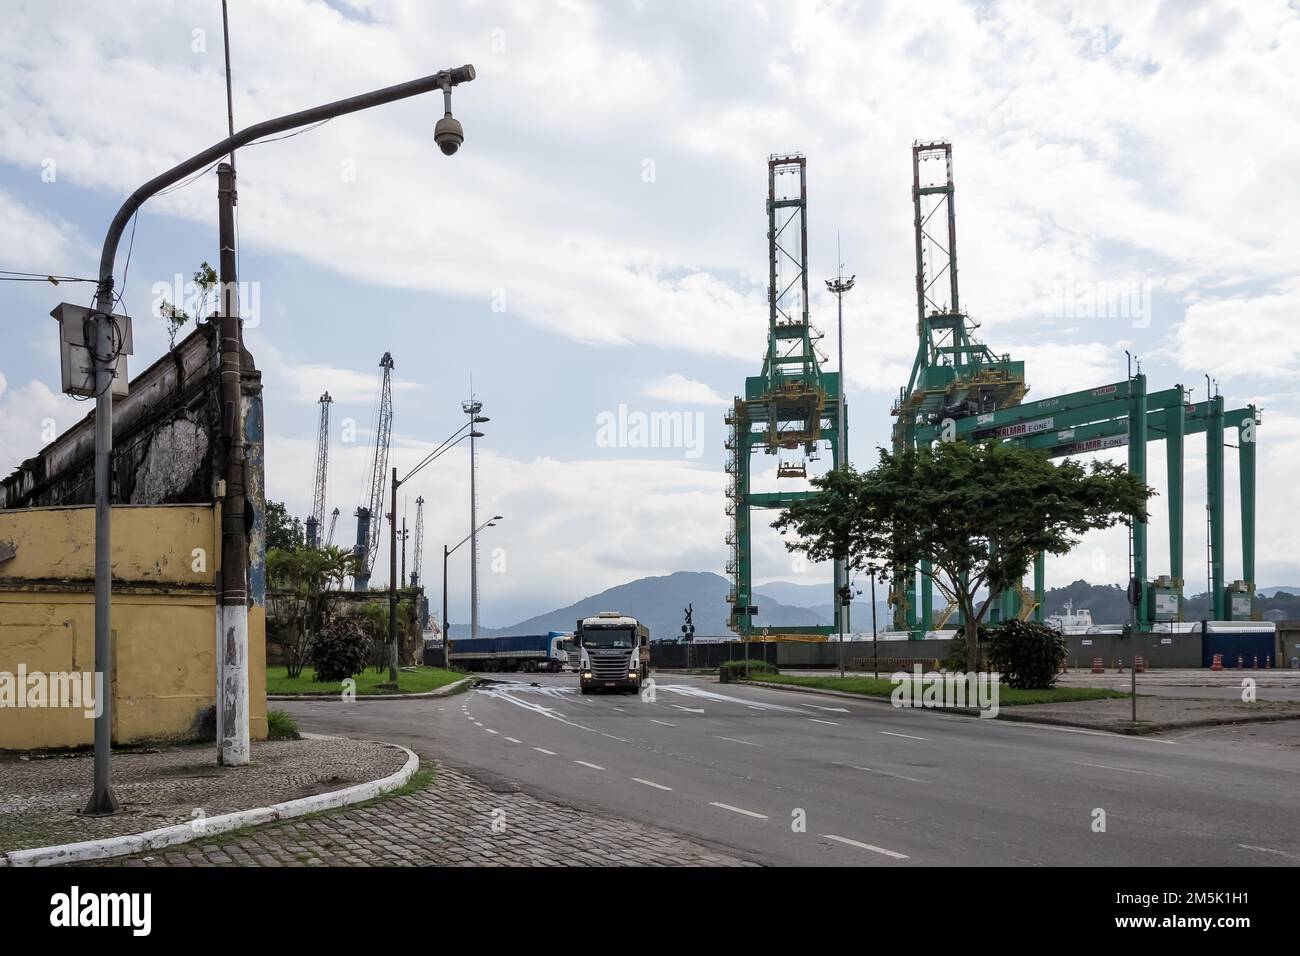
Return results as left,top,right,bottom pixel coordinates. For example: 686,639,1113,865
577,612,650,694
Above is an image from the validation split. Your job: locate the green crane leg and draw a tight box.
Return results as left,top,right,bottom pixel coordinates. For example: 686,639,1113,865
1208,396,1226,620
920,559,934,633
1033,552,1045,623
1239,409,1257,616
1165,402,1185,620
1128,374,1149,630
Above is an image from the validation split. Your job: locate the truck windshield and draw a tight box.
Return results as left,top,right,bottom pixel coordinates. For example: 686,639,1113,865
583,628,634,649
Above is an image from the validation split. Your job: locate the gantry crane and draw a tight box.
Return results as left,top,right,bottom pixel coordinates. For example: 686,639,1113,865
305,391,332,549
410,495,425,587
325,507,340,548
353,352,394,591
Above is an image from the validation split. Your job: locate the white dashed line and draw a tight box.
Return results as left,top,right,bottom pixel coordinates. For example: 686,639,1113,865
671,704,705,713
649,719,677,727
808,718,840,726
484,728,498,735
715,735,762,747
822,834,909,859
1239,844,1300,861
843,764,925,784
473,721,483,727
631,777,673,791
533,747,557,755
574,760,605,771
1070,761,1167,777
710,802,768,819
879,731,928,741
809,705,851,713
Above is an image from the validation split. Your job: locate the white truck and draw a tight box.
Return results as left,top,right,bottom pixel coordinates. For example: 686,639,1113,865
576,612,650,694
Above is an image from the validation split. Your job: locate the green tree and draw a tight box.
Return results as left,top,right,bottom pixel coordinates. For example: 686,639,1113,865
266,499,305,552
267,545,359,676
773,439,1153,672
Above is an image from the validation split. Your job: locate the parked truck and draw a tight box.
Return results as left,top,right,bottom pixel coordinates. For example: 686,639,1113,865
448,633,572,673
576,612,650,694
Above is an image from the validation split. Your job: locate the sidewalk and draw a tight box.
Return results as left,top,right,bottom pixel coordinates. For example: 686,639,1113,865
0,737,407,856
94,763,756,867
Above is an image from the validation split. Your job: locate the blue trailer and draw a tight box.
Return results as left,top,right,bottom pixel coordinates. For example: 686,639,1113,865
448,633,573,673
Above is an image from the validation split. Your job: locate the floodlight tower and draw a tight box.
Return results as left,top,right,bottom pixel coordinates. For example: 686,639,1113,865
306,391,332,548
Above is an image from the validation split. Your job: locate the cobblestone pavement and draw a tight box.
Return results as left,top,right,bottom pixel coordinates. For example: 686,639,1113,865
1004,695,1300,731
99,763,756,867
1,737,406,853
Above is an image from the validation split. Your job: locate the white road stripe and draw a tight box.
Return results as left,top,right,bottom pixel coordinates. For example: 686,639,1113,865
473,721,483,727
879,730,928,741
505,737,522,743
631,777,673,791
714,735,762,747
484,728,498,735
710,802,768,819
1070,761,1167,777
533,747,557,755
1239,844,1300,861
809,705,851,713
671,704,705,713
843,763,926,784
822,834,909,859
574,760,605,771
649,719,676,727
808,718,840,726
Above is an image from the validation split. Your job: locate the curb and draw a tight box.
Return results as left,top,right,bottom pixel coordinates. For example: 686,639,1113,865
736,679,1300,735
268,675,475,702
1,734,419,868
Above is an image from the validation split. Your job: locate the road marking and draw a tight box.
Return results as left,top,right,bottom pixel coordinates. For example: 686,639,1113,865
504,736,522,743
650,719,677,727
808,718,840,726
710,802,768,820
809,705,851,713
821,834,909,859
533,747,557,755
574,760,605,771
1239,844,1300,861
612,707,627,713
473,721,483,727
1070,761,1167,777
747,705,766,710
484,728,498,735
715,735,762,747
844,764,925,784
671,704,705,713
631,777,672,791
879,731,928,741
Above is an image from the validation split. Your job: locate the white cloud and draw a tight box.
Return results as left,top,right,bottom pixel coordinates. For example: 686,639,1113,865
644,373,730,406
1172,281,1300,381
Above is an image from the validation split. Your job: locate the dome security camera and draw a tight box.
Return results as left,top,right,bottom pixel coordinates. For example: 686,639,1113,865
435,112,464,156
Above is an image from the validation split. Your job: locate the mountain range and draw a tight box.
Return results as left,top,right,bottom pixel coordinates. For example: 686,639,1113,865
446,574,1300,639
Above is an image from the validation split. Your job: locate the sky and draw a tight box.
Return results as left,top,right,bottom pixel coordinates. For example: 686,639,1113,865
1,0,1298,628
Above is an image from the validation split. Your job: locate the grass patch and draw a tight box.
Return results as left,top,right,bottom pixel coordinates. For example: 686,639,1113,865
266,665,462,697
744,672,1130,706
266,708,301,740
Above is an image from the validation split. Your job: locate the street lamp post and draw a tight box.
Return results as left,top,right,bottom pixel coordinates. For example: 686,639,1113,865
386,420,483,686
826,263,855,680
443,516,502,668
81,63,476,813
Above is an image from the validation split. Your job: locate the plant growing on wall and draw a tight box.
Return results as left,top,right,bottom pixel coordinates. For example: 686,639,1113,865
267,545,359,677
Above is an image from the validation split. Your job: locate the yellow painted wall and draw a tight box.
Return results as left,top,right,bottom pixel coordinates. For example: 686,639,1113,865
0,505,266,750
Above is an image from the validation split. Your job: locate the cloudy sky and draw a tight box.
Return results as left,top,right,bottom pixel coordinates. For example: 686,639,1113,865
1,0,1297,626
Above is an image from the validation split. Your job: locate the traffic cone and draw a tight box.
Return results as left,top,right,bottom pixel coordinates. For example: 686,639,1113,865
1211,653,1223,672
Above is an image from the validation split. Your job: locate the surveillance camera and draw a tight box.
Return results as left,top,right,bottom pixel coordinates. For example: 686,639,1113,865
435,113,464,156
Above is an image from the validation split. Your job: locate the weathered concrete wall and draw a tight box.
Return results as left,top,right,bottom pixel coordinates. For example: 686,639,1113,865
0,504,267,750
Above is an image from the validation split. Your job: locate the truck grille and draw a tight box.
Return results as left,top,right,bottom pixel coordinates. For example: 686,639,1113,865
591,655,630,679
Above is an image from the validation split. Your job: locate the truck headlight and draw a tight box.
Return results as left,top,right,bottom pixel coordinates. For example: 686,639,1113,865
629,671,638,679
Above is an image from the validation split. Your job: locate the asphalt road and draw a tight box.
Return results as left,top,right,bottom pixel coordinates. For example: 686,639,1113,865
284,673,1300,866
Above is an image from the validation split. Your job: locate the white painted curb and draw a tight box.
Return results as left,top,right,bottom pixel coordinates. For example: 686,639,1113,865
2,734,419,868
268,675,475,702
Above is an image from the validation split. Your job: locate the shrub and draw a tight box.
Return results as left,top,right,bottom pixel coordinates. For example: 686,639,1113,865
986,619,1067,689
267,708,301,740
720,659,778,676
307,617,371,683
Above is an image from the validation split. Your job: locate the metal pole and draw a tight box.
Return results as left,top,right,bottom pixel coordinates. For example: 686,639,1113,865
871,574,879,681
387,467,399,685
216,162,249,767
443,544,451,668
468,409,479,641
